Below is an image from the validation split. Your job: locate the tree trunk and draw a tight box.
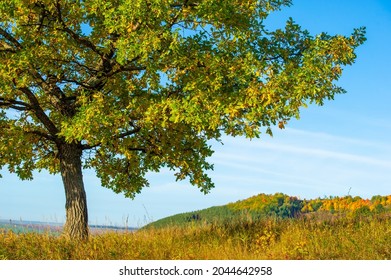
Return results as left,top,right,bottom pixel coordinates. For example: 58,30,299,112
59,143,89,240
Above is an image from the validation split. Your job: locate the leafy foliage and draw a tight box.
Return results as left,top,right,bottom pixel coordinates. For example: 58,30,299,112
302,194,391,216
1,1,365,198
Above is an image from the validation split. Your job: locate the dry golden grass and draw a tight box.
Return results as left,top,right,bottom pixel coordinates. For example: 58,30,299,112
1,214,390,260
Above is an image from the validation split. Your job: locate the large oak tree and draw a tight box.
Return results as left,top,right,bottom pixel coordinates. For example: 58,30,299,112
0,0,365,239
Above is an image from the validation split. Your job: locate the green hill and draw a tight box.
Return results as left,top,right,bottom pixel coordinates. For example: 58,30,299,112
145,192,391,228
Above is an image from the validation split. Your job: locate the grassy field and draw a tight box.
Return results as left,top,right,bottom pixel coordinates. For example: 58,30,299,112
1,193,391,260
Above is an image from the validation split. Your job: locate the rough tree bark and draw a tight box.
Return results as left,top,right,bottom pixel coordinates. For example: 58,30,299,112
58,142,89,240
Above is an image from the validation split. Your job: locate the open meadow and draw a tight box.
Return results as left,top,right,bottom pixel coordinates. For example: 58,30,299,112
1,193,390,260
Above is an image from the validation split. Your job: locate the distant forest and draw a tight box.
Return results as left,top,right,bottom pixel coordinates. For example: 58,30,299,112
146,193,391,228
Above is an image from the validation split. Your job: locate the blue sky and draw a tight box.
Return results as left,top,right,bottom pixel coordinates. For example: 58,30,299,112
1,0,391,227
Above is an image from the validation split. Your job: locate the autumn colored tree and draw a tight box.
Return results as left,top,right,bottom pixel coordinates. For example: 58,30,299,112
0,0,365,239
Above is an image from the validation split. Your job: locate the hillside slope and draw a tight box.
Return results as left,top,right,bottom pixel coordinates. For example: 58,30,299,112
145,193,391,228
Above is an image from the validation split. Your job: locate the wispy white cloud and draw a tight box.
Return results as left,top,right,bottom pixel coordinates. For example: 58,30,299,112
258,142,391,169
216,128,391,168
285,128,391,149
207,127,391,199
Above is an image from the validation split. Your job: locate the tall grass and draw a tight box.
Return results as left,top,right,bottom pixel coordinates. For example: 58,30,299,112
1,213,390,260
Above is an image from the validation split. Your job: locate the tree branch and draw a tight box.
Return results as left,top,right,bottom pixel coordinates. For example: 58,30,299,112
51,57,100,75
0,97,32,111
54,2,104,58
24,128,56,141
116,127,141,139
81,127,142,150
0,117,55,142
14,82,59,137
0,27,22,49
170,1,199,9
26,69,78,117
0,41,17,53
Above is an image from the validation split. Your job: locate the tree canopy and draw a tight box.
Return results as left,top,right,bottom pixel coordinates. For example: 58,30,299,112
0,0,365,239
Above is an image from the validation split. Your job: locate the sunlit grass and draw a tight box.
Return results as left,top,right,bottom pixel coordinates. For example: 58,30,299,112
1,213,390,260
